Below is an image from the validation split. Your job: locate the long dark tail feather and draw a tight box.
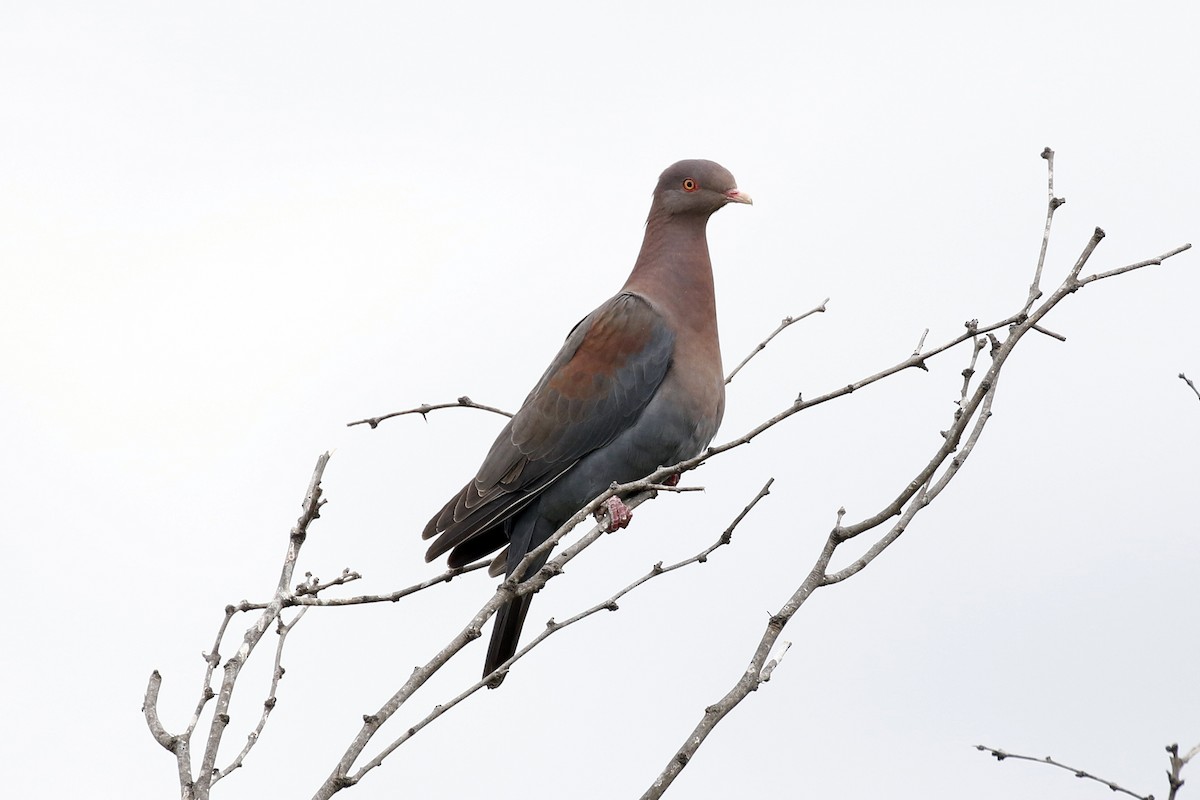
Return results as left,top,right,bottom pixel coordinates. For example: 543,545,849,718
483,592,534,685
482,511,557,685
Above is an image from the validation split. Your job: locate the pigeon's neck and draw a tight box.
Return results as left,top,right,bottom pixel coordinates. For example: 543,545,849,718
623,209,717,327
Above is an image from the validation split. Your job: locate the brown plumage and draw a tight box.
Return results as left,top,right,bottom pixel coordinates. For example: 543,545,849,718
422,159,751,683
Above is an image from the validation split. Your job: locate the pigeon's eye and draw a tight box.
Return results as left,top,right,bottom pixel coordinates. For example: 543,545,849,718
682,178,698,192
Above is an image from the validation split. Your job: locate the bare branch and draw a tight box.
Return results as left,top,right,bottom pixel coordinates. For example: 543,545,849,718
192,453,330,799
1166,741,1200,800
1079,243,1192,285
346,396,513,429
1178,373,1200,402
912,328,930,360
295,569,362,597
638,149,1193,797
638,378,1017,799
143,671,177,751
310,308,1068,791
185,607,235,740
341,478,775,790
954,336,986,422
311,476,772,796
313,473,696,797
642,483,706,493
1024,146,1066,314
144,605,239,796
314,217,1188,799
214,607,308,783
145,455,331,799
153,146,1194,800
976,745,1153,800
1069,227,1107,281
235,561,492,611
725,298,829,384
822,355,1001,588
925,372,996,505
826,362,997,583
1031,323,1067,342
640,535,832,798
759,641,791,682
143,671,193,797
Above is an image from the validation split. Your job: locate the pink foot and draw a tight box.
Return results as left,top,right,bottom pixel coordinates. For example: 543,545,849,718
596,496,633,532
662,473,680,487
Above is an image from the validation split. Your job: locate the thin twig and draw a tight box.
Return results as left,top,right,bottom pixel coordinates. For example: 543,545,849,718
1031,323,1067,342
823,343,1001,586
295,569,362,597
976,745,1153,800
643,483,706,493
725,298,829,384
759,641,791,682
912,328,930,358
1166,741,1200,800
346,396,512,429
235,560,492,610
1068,227,1107,282
142,671,192,795
1078,243,1190,285
1024,146,1065,315
824,375,999,587
186,607,236,739
952,336,986,424
1178,373,1200,402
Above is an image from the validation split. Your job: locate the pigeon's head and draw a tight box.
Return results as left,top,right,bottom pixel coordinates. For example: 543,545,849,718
653,159,752,217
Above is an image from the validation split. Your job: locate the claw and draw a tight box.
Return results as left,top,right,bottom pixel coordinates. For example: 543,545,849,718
596,496,633,532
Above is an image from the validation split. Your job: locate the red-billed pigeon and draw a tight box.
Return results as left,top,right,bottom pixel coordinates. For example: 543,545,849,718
422,159,751,683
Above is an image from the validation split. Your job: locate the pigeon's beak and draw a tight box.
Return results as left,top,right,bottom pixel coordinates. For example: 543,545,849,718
725,188,753,205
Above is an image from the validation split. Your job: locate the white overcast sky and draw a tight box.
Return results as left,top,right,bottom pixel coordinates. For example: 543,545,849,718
3,3,1198,799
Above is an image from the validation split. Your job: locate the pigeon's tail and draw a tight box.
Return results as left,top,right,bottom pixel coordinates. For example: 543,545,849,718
483,515,554,685
484,592,533,685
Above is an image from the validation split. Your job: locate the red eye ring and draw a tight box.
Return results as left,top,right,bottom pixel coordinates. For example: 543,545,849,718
682,178,698,192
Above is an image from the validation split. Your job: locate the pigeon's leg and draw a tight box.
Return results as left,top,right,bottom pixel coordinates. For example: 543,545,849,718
596,496,633,532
